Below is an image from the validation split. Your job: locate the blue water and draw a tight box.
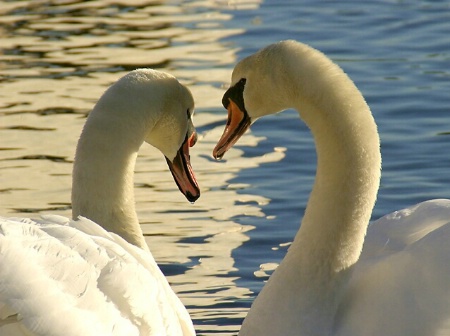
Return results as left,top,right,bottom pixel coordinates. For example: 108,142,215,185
214,0,450,330
1,0,449,334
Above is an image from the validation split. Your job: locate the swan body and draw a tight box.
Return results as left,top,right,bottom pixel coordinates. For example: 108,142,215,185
0,216,194,336
213,40,450,336
0,69,199,336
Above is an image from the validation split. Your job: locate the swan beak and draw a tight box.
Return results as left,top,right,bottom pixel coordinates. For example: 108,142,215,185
213,98,251,160
166,132,200,203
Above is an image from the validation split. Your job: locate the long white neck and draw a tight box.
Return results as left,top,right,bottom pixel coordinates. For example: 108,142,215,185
71,108,150,251
240,48,381,335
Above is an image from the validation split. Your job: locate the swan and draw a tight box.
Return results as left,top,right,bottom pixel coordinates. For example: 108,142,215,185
213,40,450,336
0,69,200,336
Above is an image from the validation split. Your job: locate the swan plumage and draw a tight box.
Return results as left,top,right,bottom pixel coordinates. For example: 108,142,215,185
213,40,450,336
0,69,199,336
0,216,193,336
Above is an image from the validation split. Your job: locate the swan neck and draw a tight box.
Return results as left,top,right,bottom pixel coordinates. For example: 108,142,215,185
293,86,380,272
239,52,381,335
71,115,148,250
288,82,380,333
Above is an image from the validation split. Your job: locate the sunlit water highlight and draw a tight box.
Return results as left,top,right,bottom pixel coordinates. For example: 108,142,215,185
1,1,449,334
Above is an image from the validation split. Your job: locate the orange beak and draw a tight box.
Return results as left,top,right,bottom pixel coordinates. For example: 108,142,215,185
213,98,251,160
166,132,200,203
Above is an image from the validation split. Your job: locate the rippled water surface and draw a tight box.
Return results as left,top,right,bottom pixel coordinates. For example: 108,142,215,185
1,0,449,334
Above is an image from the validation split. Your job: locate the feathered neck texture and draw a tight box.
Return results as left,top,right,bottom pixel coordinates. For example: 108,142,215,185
71,71,166,251
238,41,381,335
71,104,151,250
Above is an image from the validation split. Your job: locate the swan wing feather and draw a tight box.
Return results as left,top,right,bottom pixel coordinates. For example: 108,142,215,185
0,216,193,336
336,199,450,336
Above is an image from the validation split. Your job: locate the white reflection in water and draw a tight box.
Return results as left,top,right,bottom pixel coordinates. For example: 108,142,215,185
0,0,270,334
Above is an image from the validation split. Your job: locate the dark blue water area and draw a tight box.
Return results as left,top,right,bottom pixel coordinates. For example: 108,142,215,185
215,0,450,301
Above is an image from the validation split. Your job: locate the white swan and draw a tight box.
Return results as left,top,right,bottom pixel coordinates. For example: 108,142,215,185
213,40,450,336
0,69,200,336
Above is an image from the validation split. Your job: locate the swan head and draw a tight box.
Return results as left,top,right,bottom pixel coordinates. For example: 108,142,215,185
90,69,200,202
140,71,200,203
148,108,200,203
213,40,312,159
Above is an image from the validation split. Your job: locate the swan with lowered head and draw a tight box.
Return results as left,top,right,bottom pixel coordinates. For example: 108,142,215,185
213,40,450,336
0,69,199,336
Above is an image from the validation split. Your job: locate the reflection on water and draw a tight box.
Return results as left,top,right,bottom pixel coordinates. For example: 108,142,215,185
0,1,269,334
4,0,449,334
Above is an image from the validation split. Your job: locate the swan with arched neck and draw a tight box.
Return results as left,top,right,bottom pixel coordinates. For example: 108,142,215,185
1,69,199,336
214,40,450,336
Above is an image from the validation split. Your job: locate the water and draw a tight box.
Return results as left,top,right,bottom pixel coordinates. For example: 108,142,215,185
1,0,449,334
